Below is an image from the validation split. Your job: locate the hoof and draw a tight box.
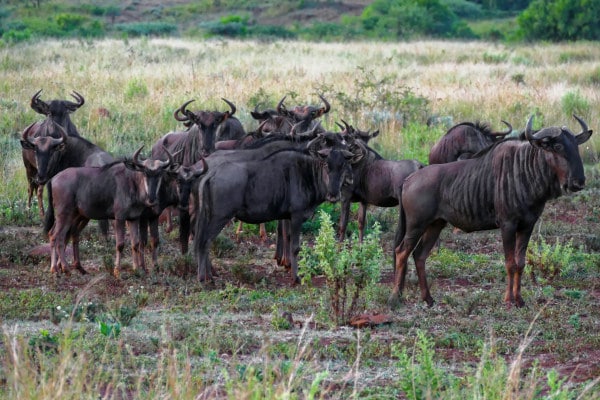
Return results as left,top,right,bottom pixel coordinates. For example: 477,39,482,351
73,264,88,275
387,293,402,310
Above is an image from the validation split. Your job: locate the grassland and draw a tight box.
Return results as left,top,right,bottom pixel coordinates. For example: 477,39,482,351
0,38,599,399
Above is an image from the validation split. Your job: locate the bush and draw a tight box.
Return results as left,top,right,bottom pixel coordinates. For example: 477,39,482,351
527,237,575,282
299,210,383,326
114,22,178,37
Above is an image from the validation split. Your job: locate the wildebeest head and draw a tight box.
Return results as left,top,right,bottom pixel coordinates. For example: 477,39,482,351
124,145,175,208
20,119,68,184
525,114,592,192
170,157,209,212
30,89,85,137
308,132,360,202
337,119,380,145
173,98,236,156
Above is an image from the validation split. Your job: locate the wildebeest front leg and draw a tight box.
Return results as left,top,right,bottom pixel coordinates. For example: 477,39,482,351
500,225,519,307
288,217,304,285
128,220,147,274
512,228,534,307
357,202,368,242
274,220,291,269
113,219,127,278
337,196,352,240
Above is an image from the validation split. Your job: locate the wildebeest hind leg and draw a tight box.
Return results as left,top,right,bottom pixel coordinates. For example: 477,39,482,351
412,221,446,307
389,231,424,309
70,218,89,274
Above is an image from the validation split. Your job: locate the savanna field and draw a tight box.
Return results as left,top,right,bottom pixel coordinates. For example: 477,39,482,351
0,38,599,399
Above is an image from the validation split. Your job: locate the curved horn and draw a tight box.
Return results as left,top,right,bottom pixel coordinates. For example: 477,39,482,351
499,120,512,136
160,145,174,168
318,94,331,114
277,96,287,114
306,133,325,155
524,115,535,141
173,99,195,122
132,145,145,166
340,119,351,133
31,89,50,115
335,122,344,132
22,122,38,144
48,124,68,146
70,91,85,108
572,114,589,136
194,157,209,177
221,98,236,116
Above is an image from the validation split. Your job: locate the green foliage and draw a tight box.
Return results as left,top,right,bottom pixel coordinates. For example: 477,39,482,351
393,330,458,399
114,22,178,37
527,237,575,282
517,0,600,41
561,89,590,118
299,210,383,326
124,78,149,100
199,14,249,38
360,0,473,39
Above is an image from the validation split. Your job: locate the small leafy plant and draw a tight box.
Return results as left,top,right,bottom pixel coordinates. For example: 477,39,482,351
299,210,383,326
526,237,575,283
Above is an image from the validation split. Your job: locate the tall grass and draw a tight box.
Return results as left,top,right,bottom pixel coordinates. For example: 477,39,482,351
2,38,598,219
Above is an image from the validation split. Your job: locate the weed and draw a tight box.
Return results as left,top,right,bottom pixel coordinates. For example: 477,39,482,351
527,237,575,283
299,210,383,326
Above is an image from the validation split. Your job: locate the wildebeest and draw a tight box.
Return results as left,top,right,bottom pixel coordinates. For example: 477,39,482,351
428,120,513,164
192,132,360,284
389,115,592,309
150,98,245,233
170,98,246,162
44,146,176,277
337,122,424,242
21,90,87,216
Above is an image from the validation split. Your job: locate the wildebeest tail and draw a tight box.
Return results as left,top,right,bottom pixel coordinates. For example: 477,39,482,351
43,181,54,236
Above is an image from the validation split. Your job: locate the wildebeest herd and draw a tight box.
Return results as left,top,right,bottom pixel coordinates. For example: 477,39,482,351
19,90,593,309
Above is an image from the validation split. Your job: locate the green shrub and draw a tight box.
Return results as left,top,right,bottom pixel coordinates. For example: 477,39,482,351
114,22,178,37
299,210,383,326
527,237,575,282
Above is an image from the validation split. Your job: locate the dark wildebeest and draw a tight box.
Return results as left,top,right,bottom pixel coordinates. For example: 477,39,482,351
44,146,176,277
21,90,86,216
170,98,246,161
336,120,424,242
192,132,360,284
428,120,513,164
150,98,244,233
389,115,592,309
213,95,331,242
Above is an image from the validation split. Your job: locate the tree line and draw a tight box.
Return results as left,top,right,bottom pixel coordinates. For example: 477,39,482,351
0,0,598,43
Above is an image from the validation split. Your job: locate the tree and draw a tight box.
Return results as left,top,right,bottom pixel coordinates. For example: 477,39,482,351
360,0,472,39
517,0,600,41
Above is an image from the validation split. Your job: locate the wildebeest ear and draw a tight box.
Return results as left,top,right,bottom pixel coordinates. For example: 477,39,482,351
371,129,380,138
123,159,144,171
